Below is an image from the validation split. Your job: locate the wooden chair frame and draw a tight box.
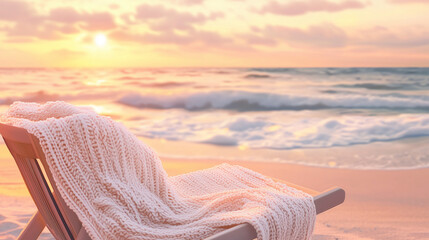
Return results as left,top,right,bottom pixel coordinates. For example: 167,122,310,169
0,123,345,240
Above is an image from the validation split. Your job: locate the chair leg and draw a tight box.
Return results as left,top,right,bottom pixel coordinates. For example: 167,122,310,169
17,211,46,240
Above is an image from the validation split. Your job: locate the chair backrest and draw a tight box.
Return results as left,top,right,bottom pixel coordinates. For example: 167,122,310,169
0,123,83,240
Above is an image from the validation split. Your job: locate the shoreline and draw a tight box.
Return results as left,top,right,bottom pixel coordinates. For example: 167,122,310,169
140,135,429,170
158,153,429,171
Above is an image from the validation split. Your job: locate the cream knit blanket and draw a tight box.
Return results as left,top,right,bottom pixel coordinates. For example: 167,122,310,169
1,101,316,240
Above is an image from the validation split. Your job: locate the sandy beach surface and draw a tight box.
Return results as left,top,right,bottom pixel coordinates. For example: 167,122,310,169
162,158,429,240
1,144,428,240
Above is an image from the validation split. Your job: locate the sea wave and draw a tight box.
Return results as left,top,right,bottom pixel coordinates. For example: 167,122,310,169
0,90,126,105
133,113,429,149
117,90,429,111
250,67,429,76
335,83,429,91
244,74,271,79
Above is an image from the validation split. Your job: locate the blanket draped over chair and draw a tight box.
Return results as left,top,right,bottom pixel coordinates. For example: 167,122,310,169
1,101,315,240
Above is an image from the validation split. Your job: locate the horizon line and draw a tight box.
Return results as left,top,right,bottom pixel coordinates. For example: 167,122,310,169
1,66,429,69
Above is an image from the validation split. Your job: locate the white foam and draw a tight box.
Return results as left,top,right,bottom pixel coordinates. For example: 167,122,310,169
133,112,429,149
118,91,429,111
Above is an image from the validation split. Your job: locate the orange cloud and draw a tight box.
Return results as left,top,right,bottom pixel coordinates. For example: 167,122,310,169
260,0,366,16
110,29,233,48
389,0,429,3
172,0,205,5
135,4,223,31
48,7,116,31
109,5,232,48
0,2,116,41
0,1,41,23
353,26,429,48
261,23,347,48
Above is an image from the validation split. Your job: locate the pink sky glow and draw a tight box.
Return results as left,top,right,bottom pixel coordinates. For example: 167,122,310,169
0,0,428,67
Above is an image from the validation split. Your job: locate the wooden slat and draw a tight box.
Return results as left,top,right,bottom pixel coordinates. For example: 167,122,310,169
30,159,74,240
4,141,38,158
0,123,33,143
31,135,83,237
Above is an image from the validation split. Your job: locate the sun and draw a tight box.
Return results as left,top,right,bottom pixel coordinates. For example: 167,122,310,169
94,34,107,47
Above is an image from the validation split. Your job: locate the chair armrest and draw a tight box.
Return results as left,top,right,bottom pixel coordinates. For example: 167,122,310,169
204,187,345,240
314,187,345,214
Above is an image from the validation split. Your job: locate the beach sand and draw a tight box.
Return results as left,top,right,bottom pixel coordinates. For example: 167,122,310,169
0,144,428,239
162,158,429,240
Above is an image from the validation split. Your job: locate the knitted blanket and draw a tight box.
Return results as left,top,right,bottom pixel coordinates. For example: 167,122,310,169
1,101,316,240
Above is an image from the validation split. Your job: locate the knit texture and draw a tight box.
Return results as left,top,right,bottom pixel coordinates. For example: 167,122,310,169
1,101,316,240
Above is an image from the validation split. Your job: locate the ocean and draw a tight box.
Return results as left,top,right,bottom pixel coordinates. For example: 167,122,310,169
1,67,429,169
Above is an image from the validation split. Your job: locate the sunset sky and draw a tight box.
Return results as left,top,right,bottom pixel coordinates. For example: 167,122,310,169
0,0,428,68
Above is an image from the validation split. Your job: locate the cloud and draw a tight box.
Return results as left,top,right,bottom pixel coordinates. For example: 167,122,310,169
257,24,429,49
248,23,429,50
0,1,41,23
260,0,366,16
0,2,116,41
110,5,231,48
389,0,429,3
169,0,205,5
5,22,65,40
111,30,191,45
110,28,232,47
135,4,223,31
180,0,204,4
48,7,116,31
262,23,347,48
352,26,429,48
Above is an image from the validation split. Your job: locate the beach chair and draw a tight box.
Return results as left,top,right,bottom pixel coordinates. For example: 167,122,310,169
0,123,345,240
